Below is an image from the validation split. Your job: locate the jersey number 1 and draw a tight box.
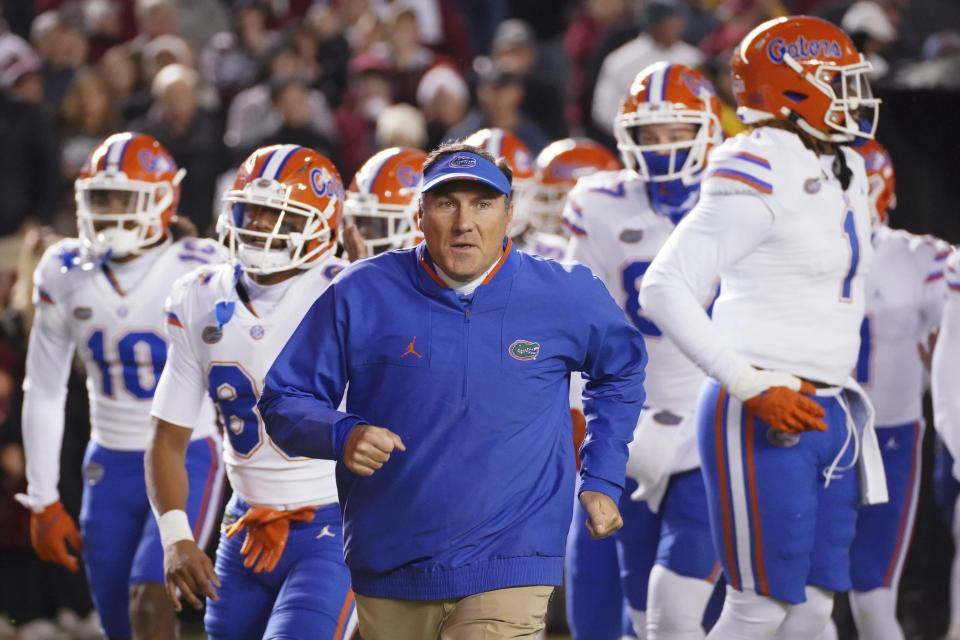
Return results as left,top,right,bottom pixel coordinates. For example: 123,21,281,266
840,208,860,303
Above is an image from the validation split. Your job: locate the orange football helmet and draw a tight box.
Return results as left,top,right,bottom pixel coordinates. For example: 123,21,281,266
344,147,427,255
462,128,535,234
614,62,723,184
533,138,621,233
75,132,185,258
854,139,896,225
218,144,343,274
731,15,880,142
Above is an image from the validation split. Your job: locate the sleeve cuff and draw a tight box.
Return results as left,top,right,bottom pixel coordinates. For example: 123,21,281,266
333,415,368,459
576,474,623,505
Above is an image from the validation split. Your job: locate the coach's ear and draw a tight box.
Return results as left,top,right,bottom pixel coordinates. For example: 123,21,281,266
415,197,424,232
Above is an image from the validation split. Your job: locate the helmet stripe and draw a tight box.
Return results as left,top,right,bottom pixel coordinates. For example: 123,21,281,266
647,64,665,104
661,64,673,101
489,129,504,156
255,148,278,177
261,144,301,180
106,134,133,173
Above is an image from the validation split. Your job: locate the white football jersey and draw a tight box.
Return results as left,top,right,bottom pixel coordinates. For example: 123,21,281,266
514,230,569,261
858,225,948,425
564,169,708,411
933,249,960,472
152,258,348,509
21,237,223,509
704,128,874,385
28,237,222,448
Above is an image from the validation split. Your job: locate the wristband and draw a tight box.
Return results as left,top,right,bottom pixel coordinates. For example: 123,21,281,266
158,509,194,549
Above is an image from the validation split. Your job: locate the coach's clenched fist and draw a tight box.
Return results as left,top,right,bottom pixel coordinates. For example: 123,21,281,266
579,490,623,539
342,424,406,475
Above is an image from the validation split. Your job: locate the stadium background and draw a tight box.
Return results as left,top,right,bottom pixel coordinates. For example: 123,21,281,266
0,0,959,638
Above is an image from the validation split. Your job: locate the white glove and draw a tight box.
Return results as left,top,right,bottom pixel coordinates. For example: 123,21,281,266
727,365,802,403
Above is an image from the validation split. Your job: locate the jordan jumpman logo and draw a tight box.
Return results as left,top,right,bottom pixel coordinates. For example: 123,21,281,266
401,336,422,359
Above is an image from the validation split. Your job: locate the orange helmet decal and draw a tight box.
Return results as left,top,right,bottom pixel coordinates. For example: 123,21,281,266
731,15,880,142
76,132,184,258
219,144,344,274
345,147,427,254
854,139,896,225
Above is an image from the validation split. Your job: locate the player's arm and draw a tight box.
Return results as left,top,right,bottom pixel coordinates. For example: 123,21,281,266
19,264,83,571
932,250,960,472
917,239,951,370
640,191,826,433
259,281,401,469
146,289,219,610
575,268,648,538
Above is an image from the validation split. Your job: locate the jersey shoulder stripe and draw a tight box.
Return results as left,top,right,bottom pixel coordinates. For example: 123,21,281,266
704,134,774,196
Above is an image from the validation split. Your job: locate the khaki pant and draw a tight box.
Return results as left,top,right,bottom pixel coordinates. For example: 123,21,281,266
355,585,554,640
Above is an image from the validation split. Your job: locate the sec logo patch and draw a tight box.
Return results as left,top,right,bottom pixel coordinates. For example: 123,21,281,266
766,429,800,448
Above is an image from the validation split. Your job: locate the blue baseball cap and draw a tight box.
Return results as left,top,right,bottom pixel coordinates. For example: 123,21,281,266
421,151,511,196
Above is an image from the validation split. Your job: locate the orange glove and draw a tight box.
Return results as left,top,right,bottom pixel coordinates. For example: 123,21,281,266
30,501,84,572
744,381,827,435
224,506,316,573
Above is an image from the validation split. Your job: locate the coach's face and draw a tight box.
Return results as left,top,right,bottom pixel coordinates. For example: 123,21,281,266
418,181,513,282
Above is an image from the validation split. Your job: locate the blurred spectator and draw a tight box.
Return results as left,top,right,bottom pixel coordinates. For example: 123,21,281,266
59,69,120,181
305,3,352,108
334,51,395,182
492,18,567,139
445,58,550,154
375,102,429,149
893,30,960,89
200,2,279,107
98,44,151,124
289,20,322,85
399,0,473,70
252,77,337,163
374,3,435,105
0,48,59,277
591,0,703,136
30,11,89,110
131,0,178,51
0,32,43,104
697,0,786,57
81,0,126,61
843,0,898,81
564,0,633,129
451,0,509,56
224,41,337,161
175,0,230,56
141,33,195,83
132,63,228,231
416,63,470,149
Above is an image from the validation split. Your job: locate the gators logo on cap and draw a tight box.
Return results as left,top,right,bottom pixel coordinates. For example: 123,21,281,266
449,154,477,168
509,339,540,361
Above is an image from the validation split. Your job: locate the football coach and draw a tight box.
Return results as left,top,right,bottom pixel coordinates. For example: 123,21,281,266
258,141,647,640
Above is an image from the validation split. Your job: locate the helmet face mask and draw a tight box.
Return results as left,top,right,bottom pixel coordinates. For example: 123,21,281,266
218,145,343,275
344,147,427,255
732,16,881,143
614,63,723,185
76,133,184,259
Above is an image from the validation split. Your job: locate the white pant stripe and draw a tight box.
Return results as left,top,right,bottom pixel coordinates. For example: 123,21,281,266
726,397,755,591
